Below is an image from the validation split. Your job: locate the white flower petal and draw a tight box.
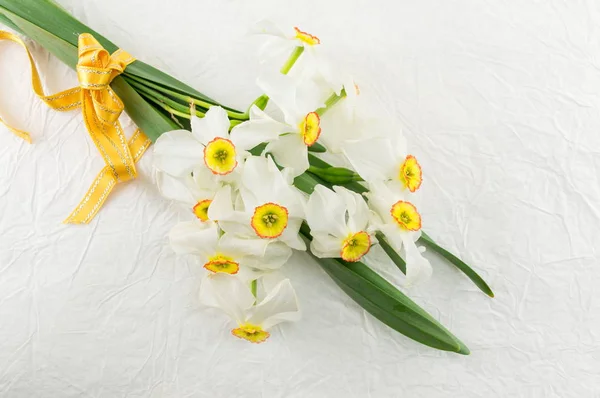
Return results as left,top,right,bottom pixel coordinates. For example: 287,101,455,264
207,185,235,222
235,266,269,283
294,77,327,116
218,219,256,237
199,273,255,324
257,72,302,125
343,137,398,182
306,185,347,237
153,130,204,177
190,106,230,144
261,242,294,269
156,171,196,205
401,233,432,286
251,20,290,39
218,233,270,258
366,181,401,223
248,279,301,329
334,186,370,232
241,155,298,205
243,241,293,270
379,224,404,253
310,232,344,258
266,134,309,177
278,218,306,251
169,221,218,258
230,106,289,151
190,166,221,197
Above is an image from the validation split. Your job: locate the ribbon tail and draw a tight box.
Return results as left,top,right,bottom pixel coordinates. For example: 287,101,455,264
63,167,117,224
0,115,32,143
64,129,152,224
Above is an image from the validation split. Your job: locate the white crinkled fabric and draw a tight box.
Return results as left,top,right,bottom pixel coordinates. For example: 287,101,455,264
0,0,598,396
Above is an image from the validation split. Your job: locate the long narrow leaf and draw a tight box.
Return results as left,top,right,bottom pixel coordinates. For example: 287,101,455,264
420,232,494,298
111,76,178,141
0,10,19,32
375,232,407,274
0,7,78,67
314,255,469,354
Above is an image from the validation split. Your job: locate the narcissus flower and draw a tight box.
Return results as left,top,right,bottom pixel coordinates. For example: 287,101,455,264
209,156,307,251
343,136,423,192
170,219,292,276
154,106,281,178
199,273,300,343
252,20,322,54
233,73,325,177
306,185,375,262
366,181,432,286
252,21,342,94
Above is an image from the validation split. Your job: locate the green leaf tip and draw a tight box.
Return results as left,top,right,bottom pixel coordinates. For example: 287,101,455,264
420,232,495,298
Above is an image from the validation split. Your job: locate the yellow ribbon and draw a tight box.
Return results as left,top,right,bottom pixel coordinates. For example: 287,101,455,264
0,31,151,224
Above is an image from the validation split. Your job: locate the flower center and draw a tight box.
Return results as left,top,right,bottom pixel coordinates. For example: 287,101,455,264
299,112,321,146
251,203,289,239
390,200,422,231
399,155,422,192
203,137,237,175
231,323,270,344
341,231,372,262
294,27,320,46
192,199,212,222
204,254,239,274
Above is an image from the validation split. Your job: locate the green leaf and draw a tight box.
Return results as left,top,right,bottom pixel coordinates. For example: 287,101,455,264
308,165,363,184
0,10,20,32
420,232,494,298
307,142,326,153
0,6,78,67
375,232,407,274
314,255,470,354
111,76,178,142
308,154,367,193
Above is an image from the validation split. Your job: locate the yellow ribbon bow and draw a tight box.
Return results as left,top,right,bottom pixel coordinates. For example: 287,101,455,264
0,31,151,224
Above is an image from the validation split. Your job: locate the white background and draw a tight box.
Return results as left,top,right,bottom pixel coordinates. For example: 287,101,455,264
1,0,599,397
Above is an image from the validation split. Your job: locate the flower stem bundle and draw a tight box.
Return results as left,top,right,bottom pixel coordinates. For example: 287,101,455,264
0,0,493,354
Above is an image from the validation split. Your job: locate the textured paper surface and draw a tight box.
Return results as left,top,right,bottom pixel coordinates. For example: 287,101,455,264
1,1,599,397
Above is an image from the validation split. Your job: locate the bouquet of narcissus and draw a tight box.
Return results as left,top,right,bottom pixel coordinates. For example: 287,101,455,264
0,0,494,353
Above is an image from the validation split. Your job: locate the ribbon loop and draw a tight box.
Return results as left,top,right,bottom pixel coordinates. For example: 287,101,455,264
1,31,152,224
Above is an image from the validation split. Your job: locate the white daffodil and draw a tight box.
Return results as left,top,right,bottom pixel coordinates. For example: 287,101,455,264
170,221,292,278
156,166,222,222
209,156,307,251
154,106,280,179
306,185,375,262
252,20,342,94
232,72,325,177
199,272,300,344
343,135,423,193
252,20,322,68
366,181,432,286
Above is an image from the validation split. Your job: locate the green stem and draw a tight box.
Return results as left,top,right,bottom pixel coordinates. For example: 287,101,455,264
251,47,306,114
127,78,196,117
125,74,249,121
281,46,305,74
376,232,407,274
251,279,257,303
137,90,191,120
